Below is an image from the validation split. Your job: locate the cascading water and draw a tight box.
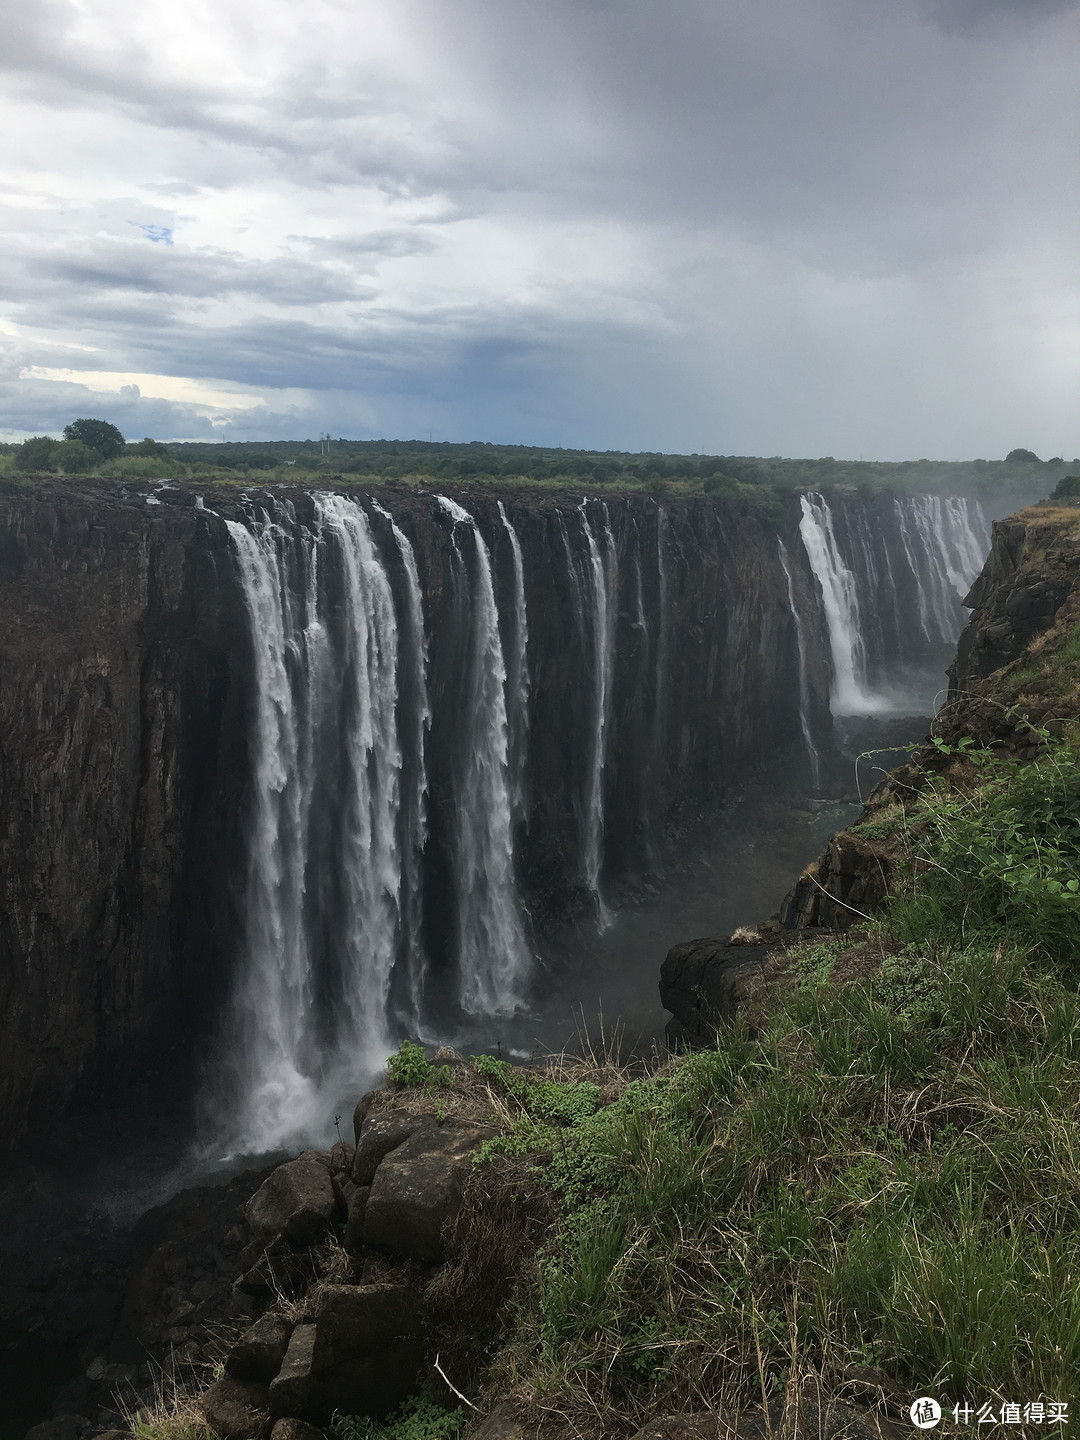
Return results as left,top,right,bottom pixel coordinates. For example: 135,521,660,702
498,501,530,821
799,491,989,717
370,499,432,1032
570,502,618,918
653,505,669,766
213,494,425,1154
893,495,989,646
435,497,531,1015
778,537,821,788
204,485,994,1153
798,493,880,716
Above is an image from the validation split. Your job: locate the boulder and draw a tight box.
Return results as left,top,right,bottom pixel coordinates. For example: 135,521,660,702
246,1153,339,1246
267,1323,317,1420
472,1403,529,1440
659,937,771,1047
226,1312,295,1382
200,1372,271,1440
270,1423,327,1440
353,1089,379,1144
342,1184,371,1254
351,1111,434,1185
313,1282,424,1361
267,1284,427,1425
23,1420,91,1440
364,1122,495,1262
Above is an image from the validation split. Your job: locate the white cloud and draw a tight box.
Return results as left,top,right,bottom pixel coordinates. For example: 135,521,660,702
0,0,1077,455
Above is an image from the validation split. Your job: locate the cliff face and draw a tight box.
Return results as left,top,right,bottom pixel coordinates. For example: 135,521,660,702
948,506,1080,698
661,504,1080,1045
1,479,827,1150
780,507,1080,932
0,480,251,1148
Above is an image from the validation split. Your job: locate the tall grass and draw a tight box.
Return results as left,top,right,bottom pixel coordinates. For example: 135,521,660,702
466,738,1080,1431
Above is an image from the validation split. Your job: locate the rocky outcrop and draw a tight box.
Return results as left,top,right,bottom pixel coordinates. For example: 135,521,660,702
776,831,895,931
661,503,1080,1046
659,937,779,1048
780,504,1080,938
949,508,1080,688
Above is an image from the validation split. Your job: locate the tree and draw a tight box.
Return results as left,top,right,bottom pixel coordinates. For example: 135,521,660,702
12,436,60,472
1005,447,1041,464
63,418,125,460
130,437,171,459
54,439,97,473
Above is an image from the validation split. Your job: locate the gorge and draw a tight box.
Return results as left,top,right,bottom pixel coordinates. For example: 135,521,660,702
0,478,1005,1169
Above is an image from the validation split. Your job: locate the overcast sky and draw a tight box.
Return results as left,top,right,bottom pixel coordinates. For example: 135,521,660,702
1,0,1077,457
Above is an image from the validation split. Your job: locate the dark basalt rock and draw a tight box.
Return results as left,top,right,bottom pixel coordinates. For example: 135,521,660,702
267,1286,427,1425
246,1151,340,1246
226,1312,296,1383
777,832,893,931
659,938,772,1047
200,1372,270,1440
363,1121,497,1263
351,1111,435,1186
270,1422,327,1440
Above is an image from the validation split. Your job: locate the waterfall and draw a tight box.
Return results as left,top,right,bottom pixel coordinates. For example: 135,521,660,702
577,503,618,916
371,500,431,1031
203,484,994,1153
498,501,530,820
653,506,669,760
220,507,321,1150
893,495,989,645
435,498,531,1015
778,538,821,788
799,490,990,718
798,492,883,716
216,494,415,1153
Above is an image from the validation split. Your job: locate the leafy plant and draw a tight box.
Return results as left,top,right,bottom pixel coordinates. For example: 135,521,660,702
386,1041,452,1091
331,1395,464,1440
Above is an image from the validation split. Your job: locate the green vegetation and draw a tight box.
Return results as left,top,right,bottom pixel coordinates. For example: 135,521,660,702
1,420,1073,501
331,1396,464,1440
386,1040,452,1092
427,732,1080,1430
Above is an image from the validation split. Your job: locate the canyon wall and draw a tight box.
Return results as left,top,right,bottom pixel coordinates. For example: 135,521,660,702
0,478,987,1151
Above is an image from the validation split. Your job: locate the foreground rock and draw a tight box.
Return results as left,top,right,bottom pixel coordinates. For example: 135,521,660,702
245,1151,342,1247
660,931,844,1047
364,1122,496,1263
267,1284,427,1425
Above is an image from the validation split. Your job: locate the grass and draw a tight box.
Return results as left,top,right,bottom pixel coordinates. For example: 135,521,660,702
405,734,1080,1435
331,1395,465,1440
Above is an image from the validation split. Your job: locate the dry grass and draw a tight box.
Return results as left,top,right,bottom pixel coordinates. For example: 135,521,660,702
117,1347,223,1439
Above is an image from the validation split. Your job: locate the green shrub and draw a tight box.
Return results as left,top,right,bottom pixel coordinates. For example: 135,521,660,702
386,1040,451,1090
13,436,60,472
331,1396,464,1440
895,738,1080,964
54,438,97,473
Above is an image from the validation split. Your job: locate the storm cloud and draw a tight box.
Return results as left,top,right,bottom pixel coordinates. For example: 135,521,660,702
1,0,1077,455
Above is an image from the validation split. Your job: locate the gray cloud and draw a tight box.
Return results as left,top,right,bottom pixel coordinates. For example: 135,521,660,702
0,0,1077,456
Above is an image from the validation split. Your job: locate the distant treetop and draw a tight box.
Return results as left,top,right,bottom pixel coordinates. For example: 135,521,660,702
63,418,125,460
1006,448,1041,464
